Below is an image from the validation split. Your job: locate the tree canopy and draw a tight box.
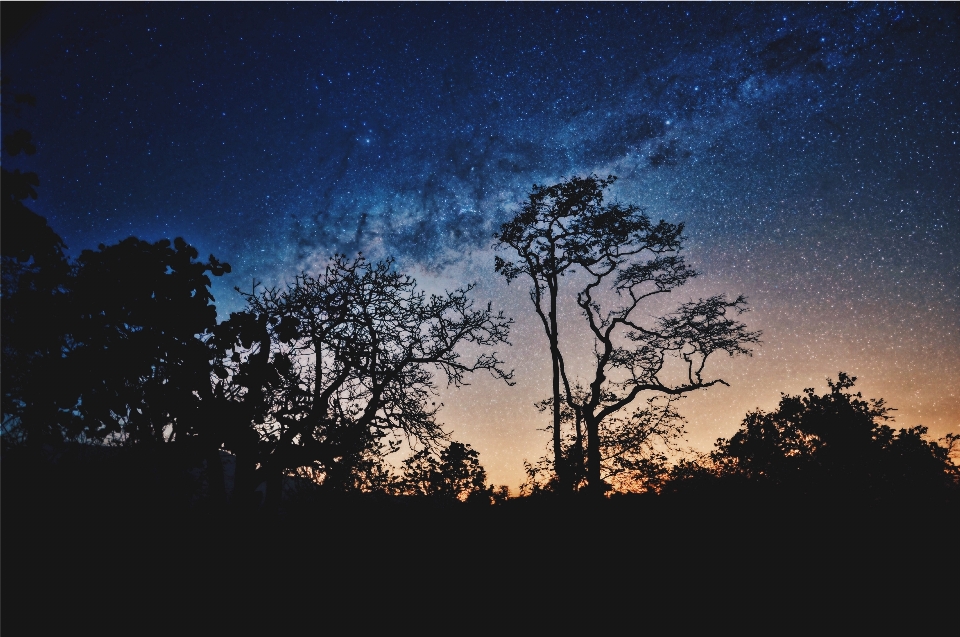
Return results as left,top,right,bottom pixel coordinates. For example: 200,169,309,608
63,237,231,445
668,373,960,501
401,441,492,502
1,93,72,448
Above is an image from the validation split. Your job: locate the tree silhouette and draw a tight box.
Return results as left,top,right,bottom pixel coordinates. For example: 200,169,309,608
702,373,960,499
497,175,759,495
1,86,235,509
214,254,513,509
207,308,278,506
494,177,615,490
401,441,489,502
1,91,74,449
535,389,687,493
1,82,231,467
63,236,231,457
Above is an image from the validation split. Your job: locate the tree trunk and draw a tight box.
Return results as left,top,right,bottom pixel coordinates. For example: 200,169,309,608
572,410,584,487
549,280,567,492
551,342,567,490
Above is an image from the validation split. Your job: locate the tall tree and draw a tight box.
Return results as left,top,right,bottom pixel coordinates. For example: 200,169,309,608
66,237,231,446
1,90,73,448
216,254,513,509
494,175,617,491
497,175,760,495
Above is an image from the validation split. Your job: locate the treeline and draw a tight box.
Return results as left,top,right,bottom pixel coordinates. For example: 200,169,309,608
516,374,960,505
2,205,514,510
2,91,517,510
3,94,958,515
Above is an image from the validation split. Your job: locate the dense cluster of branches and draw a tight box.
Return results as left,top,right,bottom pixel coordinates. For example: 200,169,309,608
400,441,509,503
521,391,688,495
2,223,514,508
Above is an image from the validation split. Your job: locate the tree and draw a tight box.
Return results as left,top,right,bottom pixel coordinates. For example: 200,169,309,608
401,441,490,502
214,254,513,509
497,175,760,495
64,237,231,448
0,196,71,446
1,85,231,469
494,176,613,491
707,373,960,499
529,389,687,494
1,88,74,449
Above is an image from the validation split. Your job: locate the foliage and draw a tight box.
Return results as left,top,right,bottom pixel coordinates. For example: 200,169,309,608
401,441,493,502
1,89,230,453
529,390,687,494
518,456,557,497
1,90,73,446
672,373,960,499
66,237,230,444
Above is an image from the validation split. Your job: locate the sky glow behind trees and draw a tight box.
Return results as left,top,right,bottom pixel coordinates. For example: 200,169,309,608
4,3,958,488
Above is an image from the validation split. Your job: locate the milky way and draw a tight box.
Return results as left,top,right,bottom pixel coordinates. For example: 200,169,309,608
5,3,958,487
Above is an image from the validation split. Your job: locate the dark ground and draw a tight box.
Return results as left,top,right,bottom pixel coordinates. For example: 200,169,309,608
3,463,957,637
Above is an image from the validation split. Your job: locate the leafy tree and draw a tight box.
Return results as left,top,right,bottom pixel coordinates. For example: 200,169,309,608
1,86,231,475
214,254,513,509
497,175,759,495
1,89,73,448
206,309,274,506
401,441,490,502
704,373,960,498
66,236,230,446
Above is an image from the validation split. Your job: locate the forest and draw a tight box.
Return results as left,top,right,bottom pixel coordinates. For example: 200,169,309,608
3,91,958,636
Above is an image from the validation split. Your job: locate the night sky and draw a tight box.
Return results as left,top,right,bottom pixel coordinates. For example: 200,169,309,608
4,3,958,489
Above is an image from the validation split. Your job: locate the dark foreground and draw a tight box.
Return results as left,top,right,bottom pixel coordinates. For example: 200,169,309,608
4,471,957,637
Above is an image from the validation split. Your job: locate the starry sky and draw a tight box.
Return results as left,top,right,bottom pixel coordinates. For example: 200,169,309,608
4,2,958,489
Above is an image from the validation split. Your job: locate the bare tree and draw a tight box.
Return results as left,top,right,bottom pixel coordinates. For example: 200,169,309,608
498,175,760,495
494,175,619,491
216,254,513,509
